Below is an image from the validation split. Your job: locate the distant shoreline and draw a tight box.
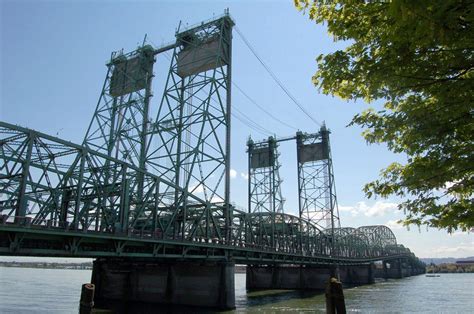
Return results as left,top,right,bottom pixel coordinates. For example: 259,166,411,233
0,261,92,270
426,263,474,274
3,262,472,274
0,262,248,273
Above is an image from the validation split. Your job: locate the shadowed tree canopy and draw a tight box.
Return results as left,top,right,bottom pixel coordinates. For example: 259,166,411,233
295,1,474,231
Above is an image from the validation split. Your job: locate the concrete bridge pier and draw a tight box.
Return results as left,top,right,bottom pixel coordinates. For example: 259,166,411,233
246,265,332,290
339,263,375,286
400,260,411,277
373,262,388,279
381,260,401,278
375,259,425,279
91,258,235,311
246,264,376,290
382,259,414,279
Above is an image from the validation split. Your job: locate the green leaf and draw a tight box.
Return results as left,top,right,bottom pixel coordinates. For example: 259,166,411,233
296,0,474,232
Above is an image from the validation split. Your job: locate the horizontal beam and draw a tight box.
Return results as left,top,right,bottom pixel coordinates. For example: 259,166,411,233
0,225,415,266
153,42,177,55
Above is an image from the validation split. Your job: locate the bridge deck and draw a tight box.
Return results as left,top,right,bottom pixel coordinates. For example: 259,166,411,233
0,222,411,266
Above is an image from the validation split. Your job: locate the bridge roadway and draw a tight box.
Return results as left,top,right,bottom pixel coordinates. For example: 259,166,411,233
0,121,425,310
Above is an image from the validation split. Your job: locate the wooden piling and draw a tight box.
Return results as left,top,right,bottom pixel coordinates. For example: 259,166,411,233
325,277,346,314
79,283,95,314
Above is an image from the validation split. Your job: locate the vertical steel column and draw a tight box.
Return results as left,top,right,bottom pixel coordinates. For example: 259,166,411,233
296,131,303,220
15,132,34,222
153,179,160,234
224,16,233,245
73,150,86,230
269,137,276,247
174,80,186,206
137,49,155,199
247,138,253,214
119,164,130,234
296,132,304,252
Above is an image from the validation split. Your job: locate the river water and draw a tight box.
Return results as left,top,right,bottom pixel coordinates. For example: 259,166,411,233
0,267,473,313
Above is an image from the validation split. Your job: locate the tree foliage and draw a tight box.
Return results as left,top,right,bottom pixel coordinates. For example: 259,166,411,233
295,1,474,231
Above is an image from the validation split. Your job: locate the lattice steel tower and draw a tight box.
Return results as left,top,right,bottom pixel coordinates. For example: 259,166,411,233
82,12,234,238
84,44,155,166
247,136,285,214
84,13,233,201
147,13,234,210
296,125,340,230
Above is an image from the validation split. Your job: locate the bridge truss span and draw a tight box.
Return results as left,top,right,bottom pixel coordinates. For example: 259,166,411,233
0,121,224,242
0,120,420,266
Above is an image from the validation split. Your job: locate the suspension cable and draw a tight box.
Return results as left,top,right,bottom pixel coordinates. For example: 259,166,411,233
233,106,275,136
233,81,298,131
234,25,322,127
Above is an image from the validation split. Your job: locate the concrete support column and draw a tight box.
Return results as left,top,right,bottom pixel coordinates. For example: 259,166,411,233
368,263,375,284
373,261,389,279
400,259,410,278
92,258,235,310
246,265,332,290
247,264,377,290
384,259,403,279
339,264,374,286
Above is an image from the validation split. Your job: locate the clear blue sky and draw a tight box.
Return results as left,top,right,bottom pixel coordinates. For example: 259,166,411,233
1,0,472,258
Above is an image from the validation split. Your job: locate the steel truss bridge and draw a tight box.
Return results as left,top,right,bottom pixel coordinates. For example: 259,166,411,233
0,12,422,270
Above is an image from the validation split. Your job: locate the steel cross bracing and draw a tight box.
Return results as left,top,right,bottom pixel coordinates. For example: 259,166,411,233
0,13,423,269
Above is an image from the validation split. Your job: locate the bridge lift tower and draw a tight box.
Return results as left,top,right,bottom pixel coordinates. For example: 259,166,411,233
82,12,234,240
296,125,340,231
247,136,285,214
247,125,340,231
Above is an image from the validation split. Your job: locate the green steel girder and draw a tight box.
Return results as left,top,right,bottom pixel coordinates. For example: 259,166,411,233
0,224,419,267
0,121,222,241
